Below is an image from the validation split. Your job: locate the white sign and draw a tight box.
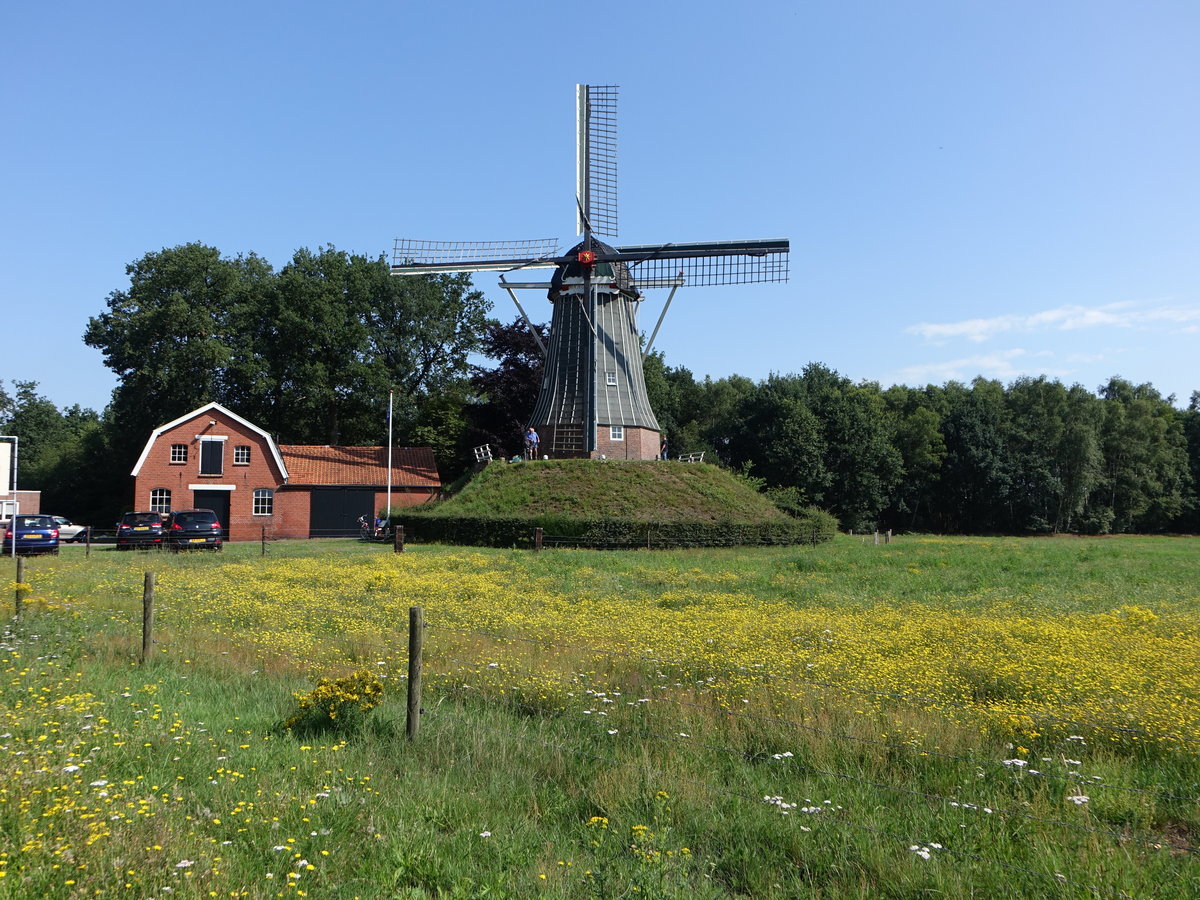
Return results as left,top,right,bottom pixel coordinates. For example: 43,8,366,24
0,441,11,496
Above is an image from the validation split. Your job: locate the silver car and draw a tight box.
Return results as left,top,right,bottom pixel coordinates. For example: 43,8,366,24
51,516,89,542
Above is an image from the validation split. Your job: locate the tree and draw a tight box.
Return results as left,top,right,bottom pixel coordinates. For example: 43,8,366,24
0,380,111,522
882,384,946,530
84,243,264,451
796,367,902,532
461,318,547,464
934,379,1014,533
1178,391,1200,532
1003,377,1104,533
724,367,900,531
0,381,99,489
84,242,492,455
1085,377,1190,532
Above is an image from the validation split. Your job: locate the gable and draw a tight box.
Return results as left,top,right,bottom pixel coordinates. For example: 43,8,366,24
131,402,288,480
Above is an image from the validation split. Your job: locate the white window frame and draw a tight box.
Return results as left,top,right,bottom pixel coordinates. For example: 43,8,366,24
610,425,624,441
605,370,617,386
150,489,172,513
252,488,274,516
170,444,188,464
234,445,251,465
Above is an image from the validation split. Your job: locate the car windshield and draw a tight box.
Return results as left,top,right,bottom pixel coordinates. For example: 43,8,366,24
174,512,216,526
15,516,51,528
124,513,162,525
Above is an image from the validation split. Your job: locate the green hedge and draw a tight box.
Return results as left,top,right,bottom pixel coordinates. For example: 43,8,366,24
392,506,838,549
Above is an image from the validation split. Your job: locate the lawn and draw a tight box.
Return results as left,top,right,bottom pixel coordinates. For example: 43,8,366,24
2,535,1197,897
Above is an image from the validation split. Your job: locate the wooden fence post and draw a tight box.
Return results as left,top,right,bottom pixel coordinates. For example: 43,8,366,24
262,526,267,557
534,527,543,552
406,606,423,740
141,571,155,664
85,526,91,557
394,526,404,554
14,557,26,618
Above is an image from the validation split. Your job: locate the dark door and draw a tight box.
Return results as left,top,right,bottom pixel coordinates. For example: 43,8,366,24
193,490,232,539
309,488,375,538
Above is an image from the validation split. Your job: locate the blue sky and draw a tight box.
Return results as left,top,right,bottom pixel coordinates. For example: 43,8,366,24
3,0,1198,413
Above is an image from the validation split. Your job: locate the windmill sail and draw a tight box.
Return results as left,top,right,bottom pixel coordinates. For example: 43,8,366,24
577,84,618,238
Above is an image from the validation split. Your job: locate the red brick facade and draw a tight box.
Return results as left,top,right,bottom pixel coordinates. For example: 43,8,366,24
533,424,661,460
1,491,41,516
131,403,440,541
594,424,661,460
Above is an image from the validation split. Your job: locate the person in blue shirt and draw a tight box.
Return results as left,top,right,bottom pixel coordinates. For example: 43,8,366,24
524,426,540,460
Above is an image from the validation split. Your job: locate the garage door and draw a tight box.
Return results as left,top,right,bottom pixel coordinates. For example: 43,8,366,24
309,488,375,538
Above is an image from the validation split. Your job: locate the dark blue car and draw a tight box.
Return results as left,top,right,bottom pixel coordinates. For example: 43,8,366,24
3,514,60,556
116,511,165,550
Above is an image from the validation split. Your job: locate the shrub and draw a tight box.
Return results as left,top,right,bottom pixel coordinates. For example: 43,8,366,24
283,669,384,737
391,511,837,548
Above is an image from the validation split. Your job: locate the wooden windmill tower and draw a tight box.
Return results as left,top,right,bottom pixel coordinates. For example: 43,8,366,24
391,85,789,460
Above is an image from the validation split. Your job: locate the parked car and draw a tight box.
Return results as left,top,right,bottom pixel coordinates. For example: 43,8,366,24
116,511,165,550
2,514,60,555
163,508,223,551
50,516,89,542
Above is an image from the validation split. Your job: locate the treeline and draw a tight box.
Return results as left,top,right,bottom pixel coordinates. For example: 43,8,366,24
5,242,493,525
643,360,1200,535
4,241,1199,534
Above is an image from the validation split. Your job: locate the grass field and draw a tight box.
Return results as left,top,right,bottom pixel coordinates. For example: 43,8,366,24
2,535,1197,898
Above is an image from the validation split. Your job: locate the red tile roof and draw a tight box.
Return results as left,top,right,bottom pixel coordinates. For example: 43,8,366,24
278,445,440,488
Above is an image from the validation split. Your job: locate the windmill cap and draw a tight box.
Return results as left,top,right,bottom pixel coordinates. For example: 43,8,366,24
549,239,637,299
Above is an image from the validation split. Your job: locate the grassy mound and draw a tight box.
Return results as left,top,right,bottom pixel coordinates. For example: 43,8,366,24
394,459,836,547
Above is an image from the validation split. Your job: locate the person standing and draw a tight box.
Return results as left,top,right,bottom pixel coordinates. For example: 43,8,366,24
525,426,540,460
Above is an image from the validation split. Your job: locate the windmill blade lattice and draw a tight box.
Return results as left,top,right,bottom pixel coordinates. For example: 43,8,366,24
577,84,618,238
613,239,789,286
391,238,561,275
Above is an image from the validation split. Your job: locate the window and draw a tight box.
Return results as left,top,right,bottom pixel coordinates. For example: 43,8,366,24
253,488,274,516
199,439,224,475
150,489,171,513
170,444,188,463
610,425,624,441
605,371,617,386
234,445,251,465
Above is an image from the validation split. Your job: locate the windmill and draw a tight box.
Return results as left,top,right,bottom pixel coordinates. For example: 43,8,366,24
391,85,789,460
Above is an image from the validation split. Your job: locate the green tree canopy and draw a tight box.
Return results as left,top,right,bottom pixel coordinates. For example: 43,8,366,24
84,243,492,451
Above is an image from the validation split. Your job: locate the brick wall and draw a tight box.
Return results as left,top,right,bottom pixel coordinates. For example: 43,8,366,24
133,410,285,543
595,425,660,460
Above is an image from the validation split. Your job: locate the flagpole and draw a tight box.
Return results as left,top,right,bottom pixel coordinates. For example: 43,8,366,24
387,390,394,521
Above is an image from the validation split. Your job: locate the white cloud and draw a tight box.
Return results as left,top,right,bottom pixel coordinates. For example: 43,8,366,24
906,301,1200,343
895,348,1068,384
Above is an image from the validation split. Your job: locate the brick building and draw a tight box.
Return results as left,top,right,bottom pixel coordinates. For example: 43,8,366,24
130,403,440,540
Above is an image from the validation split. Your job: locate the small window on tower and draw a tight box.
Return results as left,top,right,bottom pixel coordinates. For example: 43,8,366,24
610,425,624,441
606,371,617,386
